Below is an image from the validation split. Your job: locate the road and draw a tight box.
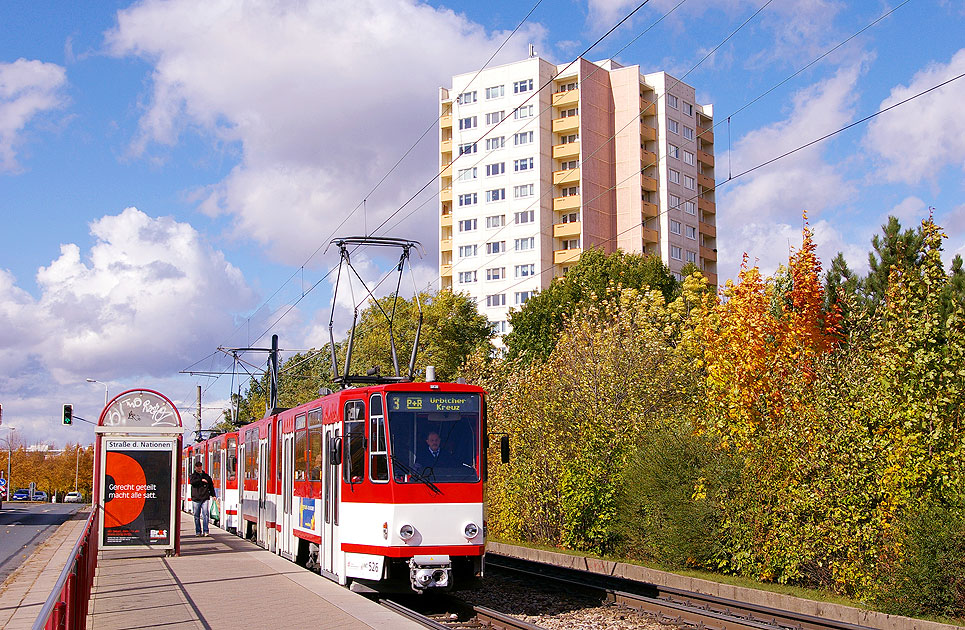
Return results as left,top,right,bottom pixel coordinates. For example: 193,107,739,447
0,502,84,584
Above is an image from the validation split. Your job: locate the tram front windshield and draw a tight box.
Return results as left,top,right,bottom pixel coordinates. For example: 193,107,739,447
387,392,480,484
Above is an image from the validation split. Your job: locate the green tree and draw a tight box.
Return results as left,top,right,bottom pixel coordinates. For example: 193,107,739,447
863,216,924,310
504,249,679,363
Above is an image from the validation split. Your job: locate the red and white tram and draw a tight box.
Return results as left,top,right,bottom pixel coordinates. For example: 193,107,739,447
184,380,488,592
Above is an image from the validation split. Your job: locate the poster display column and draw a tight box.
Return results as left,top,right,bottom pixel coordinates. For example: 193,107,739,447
94,389,184,556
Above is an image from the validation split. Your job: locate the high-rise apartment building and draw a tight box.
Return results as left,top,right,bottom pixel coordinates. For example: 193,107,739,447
439,56,717,336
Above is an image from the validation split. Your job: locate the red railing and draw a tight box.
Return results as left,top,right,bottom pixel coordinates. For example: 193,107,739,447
33,509,98,630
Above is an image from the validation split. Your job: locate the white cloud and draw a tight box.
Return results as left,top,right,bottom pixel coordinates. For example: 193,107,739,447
0,58,67,172
717,63,864,280
864,48,965,184
105,0,545,266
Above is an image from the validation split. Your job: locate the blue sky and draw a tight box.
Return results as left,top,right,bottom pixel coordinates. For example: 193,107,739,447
1,0,964,447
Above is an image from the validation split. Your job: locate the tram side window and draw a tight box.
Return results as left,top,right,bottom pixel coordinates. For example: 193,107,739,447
246,430,258,480
294,414,307,481
369,395,388,482
227,437,237,482
213,449,222,485
343,400,365,483
308,409,323,481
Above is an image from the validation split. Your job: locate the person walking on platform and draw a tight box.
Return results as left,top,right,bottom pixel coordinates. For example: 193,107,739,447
189,462,216,536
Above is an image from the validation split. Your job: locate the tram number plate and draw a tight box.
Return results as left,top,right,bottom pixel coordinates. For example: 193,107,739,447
345,552,384,580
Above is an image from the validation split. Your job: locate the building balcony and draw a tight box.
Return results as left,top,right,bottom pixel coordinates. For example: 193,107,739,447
697,150,713,167
440,188,452,203
552,115,580,134
552,89,580,107
641,175,657,192
640,150,657,169
440,164,452,178
440,213,452,228
441,113,452,128
553,221,581,239
641,201,658,219
554,195,581,212
441,263,452,277
553,141,580,160
642,227,659,244
640,125,656,142
440,139,452,153
699,221,716,238
440,238,452,251
700,245,717,262
698,197,715,214
696,124,713,143
703,270,718,286
698,173,715,190
640,98,657,116
554,248,582,265
553,167,581,186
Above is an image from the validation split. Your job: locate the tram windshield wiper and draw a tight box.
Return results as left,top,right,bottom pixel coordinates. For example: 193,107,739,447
391,455,442,495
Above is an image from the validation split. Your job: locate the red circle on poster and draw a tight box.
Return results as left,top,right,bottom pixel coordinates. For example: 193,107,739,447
104,452,147,527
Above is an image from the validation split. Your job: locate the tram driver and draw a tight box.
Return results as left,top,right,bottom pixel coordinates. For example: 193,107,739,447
415,431,455,472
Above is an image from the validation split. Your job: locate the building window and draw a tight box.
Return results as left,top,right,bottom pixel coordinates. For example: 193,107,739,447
515,291,532,305
486,294,506,307
559,107,578,118
486,215,505,228
686,250,698,263
561,238,580,250
683,175,696,190
486,267,505,281
683,151,695,166
514,104,534,119
669,194,680,209
514,158,534,172
515,237,535,251
458,91,477,105
458,271,477,283
561,186,579,197
458,193,477,206
670,220,682,235
560,211,579,223
486,162,505,176
485,137,505,151
515,210,535,224
560,133,579,144
486,189,505,202
683,126,695,141
686,225,697,240
491,320,508,334
457,167,477,181
671,245,682,260
557,81,578,92
515,264,535,278
458,218,477,232
514,184,534,198
485,85,504,100
559,159,578,170
458,245,477,258
486,241,505,254
514,131,534,145
684,201,696,215
668,169,680,184
668,120,679,134
458,143,477,155
683,102,693,116
458,116,477,130
668,144,680,159
667,94,678,109
485,111,504,125
513,79,534,93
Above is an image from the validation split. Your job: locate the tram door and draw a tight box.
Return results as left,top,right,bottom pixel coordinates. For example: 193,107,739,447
321,425,340,579
279,430,294,560
257,426,270,547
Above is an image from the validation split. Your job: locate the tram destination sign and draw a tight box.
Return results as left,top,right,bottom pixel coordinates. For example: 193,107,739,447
390,393,479,413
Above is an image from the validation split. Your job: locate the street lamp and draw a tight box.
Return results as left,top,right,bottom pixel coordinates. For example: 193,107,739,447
86,378,109,407
1,426,15,501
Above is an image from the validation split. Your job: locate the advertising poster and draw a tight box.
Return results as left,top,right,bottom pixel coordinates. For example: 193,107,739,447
102,439,175,547
299,497,316,530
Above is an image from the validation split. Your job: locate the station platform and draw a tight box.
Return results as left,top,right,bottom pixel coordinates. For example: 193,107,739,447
85,517,426,630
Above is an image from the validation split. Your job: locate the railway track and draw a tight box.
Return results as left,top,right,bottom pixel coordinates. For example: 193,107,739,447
485,553,878,630
381,596,551,630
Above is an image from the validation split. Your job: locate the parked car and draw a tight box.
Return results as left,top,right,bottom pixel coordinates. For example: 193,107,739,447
64,491,84,503
32,491,48,502
12,489,30,500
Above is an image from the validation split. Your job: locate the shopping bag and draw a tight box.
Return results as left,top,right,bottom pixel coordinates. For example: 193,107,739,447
210,497,220,520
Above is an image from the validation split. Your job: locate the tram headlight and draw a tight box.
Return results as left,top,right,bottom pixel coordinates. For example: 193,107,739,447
399,524,415,540
464,522,479,539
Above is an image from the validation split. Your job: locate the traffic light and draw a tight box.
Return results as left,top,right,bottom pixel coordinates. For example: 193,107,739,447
63,404,73,425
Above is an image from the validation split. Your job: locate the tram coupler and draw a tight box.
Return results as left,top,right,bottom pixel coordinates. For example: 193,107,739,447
408,555,451,591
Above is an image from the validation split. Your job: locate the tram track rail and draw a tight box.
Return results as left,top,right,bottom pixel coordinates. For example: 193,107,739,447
381,596,552,630
485,553,878,630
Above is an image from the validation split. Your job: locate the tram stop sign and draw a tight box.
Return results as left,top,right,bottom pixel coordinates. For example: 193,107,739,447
94,389,184,555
